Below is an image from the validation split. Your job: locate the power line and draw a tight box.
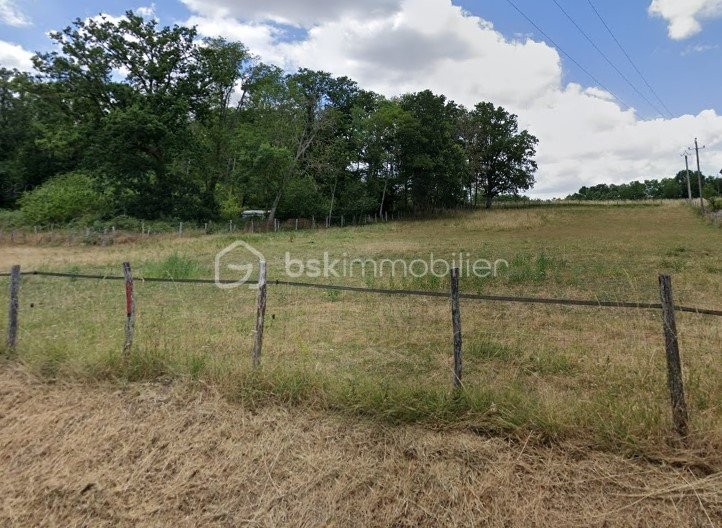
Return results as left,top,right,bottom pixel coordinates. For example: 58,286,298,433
503,0,630,110
550,0,667,118
585,0,673,118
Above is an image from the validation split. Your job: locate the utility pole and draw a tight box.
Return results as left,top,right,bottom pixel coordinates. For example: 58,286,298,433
682,152,692,202
691,138,705,213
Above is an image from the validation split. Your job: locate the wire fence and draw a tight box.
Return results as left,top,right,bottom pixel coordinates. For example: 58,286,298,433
2,270,721,317
3,264,722,440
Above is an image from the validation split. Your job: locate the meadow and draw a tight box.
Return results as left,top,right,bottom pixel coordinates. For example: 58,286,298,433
1,201,721,463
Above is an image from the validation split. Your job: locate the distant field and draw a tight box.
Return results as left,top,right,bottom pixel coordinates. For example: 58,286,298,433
1,201,721,463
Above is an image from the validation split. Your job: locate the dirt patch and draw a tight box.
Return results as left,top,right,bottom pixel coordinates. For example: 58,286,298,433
0,366,719,527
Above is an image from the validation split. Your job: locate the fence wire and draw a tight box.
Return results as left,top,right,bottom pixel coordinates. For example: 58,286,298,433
1,270,721,317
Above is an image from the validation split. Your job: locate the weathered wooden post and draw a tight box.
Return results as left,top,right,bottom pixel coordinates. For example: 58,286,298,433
252,261,267,369
6,265,20,351
450,267,462,388
659,275,688,438
122,262,136,358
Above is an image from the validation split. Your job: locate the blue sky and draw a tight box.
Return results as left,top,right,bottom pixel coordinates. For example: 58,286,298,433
2,0,722,196
469,0,722,118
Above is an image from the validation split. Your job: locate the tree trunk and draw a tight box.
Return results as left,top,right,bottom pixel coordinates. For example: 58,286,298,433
484,194,493,209
379,177,388,217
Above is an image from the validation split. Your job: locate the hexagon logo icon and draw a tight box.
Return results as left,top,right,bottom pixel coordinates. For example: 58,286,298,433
215,240,266,290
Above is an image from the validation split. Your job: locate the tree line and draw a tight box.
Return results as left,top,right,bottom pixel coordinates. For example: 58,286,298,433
566,172,722,202
0,12,538,226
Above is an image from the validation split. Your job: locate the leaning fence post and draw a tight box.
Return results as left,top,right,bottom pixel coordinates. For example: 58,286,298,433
6,265,20,351
252,261,267,369
122,262,135,358
450,267,462,388
659,274,688,438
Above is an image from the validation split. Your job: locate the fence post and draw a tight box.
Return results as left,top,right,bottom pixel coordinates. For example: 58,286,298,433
122,262,135,358
659,275,688,439
450,267,462,388
6,265,20,352
252,261,267,369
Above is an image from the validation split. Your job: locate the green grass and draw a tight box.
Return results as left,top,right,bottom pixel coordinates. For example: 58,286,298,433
1,201,721,460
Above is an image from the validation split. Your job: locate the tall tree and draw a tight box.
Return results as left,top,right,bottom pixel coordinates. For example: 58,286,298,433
463,102,538,209
398,90,466,211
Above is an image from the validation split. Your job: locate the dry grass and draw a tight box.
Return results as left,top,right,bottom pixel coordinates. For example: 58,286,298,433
0,201,721,463
1,366,720,527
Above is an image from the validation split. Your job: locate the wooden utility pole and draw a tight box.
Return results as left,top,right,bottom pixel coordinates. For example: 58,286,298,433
682,153,692,202
692,138,705,213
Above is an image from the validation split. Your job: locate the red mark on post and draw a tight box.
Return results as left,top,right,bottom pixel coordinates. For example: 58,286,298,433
125,281,133,317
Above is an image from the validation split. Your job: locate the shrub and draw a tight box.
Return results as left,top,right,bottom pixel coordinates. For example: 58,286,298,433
0,209,24,228
19,171,108,225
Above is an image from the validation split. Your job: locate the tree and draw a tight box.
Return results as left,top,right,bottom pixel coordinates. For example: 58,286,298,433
398,90,466,211
32,11,220,218
463,102,538,209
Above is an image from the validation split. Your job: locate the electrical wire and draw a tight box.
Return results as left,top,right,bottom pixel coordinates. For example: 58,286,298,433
585,0,673,118
550,0,667,117
503,0,630,110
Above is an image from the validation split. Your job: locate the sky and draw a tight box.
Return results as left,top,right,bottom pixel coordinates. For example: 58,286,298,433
2,0,722,198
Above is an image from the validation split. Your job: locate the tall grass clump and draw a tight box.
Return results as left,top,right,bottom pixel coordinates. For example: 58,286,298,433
143,252,202,280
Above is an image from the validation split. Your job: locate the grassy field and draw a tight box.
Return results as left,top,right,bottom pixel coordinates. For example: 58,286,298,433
1,201,721,464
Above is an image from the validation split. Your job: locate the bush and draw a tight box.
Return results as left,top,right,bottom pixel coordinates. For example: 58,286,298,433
0,209,24,229
278,176,329,219
19,171,108,225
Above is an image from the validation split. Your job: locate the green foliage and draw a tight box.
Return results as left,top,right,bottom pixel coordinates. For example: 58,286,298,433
461,102,538,209
4,11,541,224
278,176,329,219
568,172,722,201
19,172,108,224
0,209,25,228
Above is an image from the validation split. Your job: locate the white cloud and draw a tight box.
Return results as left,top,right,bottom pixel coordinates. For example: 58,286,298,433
186,0,722,197
0,40,33,71
180,0,401,27
136,4,157,19
0,0,30,27
649,0,722,40
682,42,719,55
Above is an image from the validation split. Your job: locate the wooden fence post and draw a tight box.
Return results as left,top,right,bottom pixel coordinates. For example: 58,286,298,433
450,267,462,388
6,265,20,351
659,275,688,438
252,261,267,369
122,262,135,358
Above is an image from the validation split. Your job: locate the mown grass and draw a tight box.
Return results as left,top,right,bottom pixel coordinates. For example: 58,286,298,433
0,201,721,461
